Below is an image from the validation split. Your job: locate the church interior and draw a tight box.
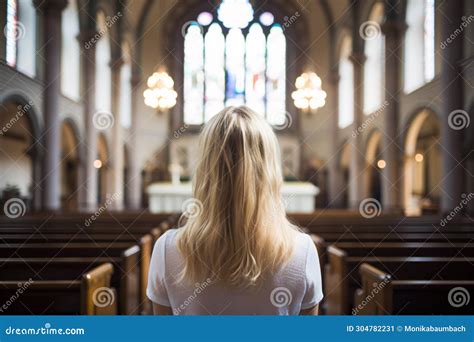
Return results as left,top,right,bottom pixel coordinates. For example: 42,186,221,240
0,0,473,315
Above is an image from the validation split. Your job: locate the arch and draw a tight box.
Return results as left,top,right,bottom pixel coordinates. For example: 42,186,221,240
0,93,42,210
0,92,41,137
402,108,441,215
60,119,80,210
157,0,311,131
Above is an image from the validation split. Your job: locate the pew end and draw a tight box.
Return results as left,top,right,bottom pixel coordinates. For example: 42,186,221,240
140,234,153,315
120,245,141,315
324,246,349,315
353,263,392,315
81,263,116,315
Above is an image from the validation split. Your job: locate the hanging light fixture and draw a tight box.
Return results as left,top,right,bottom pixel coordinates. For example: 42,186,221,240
292,72,327,112
143,71,177,111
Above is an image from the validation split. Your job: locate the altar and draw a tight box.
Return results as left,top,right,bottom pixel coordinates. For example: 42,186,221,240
147,182,319,213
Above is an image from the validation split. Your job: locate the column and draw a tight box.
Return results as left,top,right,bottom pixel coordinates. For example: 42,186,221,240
79,29,98,211
348,50,366,209
34,0,67,211
327,71,343,207
127,70,142,210
440,0,464,213
109,56,124,210
380,2,405,212
0,1,6,60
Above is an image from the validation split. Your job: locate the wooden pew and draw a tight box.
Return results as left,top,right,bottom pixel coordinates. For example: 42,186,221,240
0,232,155,315
0,263,115,315
0,243,140,315
325,243,474,314
354,263,474,315
311,232,474,271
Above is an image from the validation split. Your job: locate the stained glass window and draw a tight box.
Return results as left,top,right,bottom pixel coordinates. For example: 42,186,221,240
204,23,225,121
5,0,18,67
363,3,384,115
245,24,266,115
184,24,204,125
183,0,286,125
404,0,435,93
423,0,435,82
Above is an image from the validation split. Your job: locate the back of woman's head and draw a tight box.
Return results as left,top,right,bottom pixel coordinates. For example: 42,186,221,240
177,106,297,287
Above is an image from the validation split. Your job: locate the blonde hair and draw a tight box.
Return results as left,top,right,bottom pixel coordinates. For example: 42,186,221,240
177,106,298,287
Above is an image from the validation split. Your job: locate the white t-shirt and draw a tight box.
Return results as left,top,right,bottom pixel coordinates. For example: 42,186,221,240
147,229,323,315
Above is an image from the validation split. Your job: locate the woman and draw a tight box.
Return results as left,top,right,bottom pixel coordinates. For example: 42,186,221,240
147,106,323,315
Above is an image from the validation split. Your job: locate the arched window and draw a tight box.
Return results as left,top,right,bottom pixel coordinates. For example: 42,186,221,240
363,3,385,115
338,36,354,128
404,0,435,93
183,0,286,125
120,42,132,128
61,0,81,100
6,0,36,76
95,11,112,114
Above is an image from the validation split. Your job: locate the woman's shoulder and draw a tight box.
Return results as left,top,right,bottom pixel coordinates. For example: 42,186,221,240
293,230,314,248
153,228,179,251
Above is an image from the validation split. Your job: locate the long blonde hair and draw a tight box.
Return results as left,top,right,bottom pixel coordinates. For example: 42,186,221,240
177,106,298,287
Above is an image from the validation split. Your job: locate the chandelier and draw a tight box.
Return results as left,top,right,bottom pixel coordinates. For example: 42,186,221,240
143,71,177,111
291,72,327,111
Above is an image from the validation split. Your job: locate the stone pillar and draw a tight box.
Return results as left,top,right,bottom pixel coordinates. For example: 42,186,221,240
327,71,343,207
440,1,465,213
109,57,124,210
34,0,67,211
127,71,142,210
79,30,98,212
348,51,366,209
381,4,405,212
0,1,6,60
